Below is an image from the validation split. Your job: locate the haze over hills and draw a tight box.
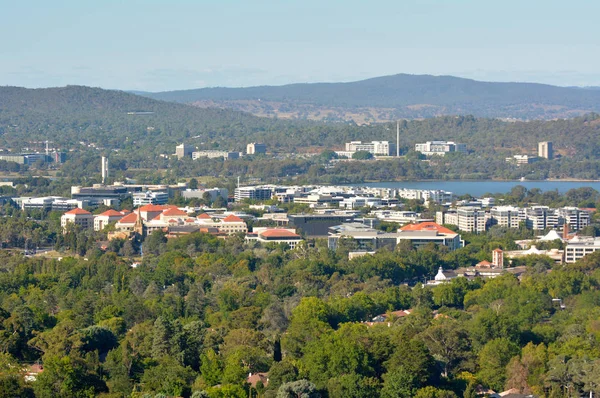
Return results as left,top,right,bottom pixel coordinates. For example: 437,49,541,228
138,74,600,122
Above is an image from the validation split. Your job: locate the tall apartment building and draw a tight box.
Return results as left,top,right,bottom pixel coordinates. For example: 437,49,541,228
538,141,553,159
247,143,267,155
457,207,487,233
344,141,396,156
415,141,467,156
525,206,559,230
490,206,523,228
175,144,194,159
557,207,590,231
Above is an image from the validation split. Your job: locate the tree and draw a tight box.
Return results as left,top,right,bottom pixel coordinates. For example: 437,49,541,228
33,356,107,398
326,373,380,398
352,151,373,160
189,178,199,189
477,338,519,391
276,380,320,398
380,367,418,398
414,386,458,398
420,319,471,378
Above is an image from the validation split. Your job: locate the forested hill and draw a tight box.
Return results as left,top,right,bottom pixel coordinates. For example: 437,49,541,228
2,85,600,161
139,74,600,121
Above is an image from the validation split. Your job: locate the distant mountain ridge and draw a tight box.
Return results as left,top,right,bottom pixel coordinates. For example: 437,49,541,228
138,74,600,121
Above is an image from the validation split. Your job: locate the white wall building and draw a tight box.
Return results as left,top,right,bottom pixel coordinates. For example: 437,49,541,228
415,141,467,156
133,191,169,206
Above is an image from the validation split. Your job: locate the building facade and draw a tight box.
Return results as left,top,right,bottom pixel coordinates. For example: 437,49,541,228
247,143,267,155
538,141,553,159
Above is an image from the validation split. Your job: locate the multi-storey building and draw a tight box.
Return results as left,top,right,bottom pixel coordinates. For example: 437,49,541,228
538,141,553,159
457,207,487,233
415,141,467,156
344,141,396,156
61,208,93,231
133,191,169,206
94,210,129,231
397,189,452,204
234,186,274,202
565,236,600,263
506,155,538,165
557,207,590,231
246,143,267,155
192,150,240,160
525,206,559,230
175,143,194,159
490,206,523,228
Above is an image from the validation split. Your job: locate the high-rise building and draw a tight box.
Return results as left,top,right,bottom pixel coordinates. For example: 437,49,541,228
175,143,194,159
538,141,553,159
247,143,267,155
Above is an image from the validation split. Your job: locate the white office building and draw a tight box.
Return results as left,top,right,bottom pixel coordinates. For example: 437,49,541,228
133,191,169,206
415,141,467,156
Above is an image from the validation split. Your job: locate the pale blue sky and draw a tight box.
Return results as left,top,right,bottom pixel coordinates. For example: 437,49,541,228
1,0,599,91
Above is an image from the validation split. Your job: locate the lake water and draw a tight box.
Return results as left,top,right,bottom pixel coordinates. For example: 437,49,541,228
354,181,600,197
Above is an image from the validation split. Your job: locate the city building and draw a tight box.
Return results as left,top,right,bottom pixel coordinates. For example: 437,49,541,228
181,188,229,201
490,206,523,228
565,236,600,263
340,141,396,157
133,191,169,206
234,186,274,202
538,141,553,159
288,214,356,238
246,228,303,249
506,155,538,165
415,141,467,156
192,150,240,160
94,210,129,231
327,222,462,251
397,189,453,204
61,208,93,231
557,207,590,231
176,143,194,159
492,248,504,268
339,196,383,209
247,143,267,155
525,206,559,230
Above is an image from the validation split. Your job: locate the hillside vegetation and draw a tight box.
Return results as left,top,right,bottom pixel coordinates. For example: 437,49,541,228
139,74,600,121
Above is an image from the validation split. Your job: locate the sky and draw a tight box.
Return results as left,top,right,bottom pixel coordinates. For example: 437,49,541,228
1,0,599,92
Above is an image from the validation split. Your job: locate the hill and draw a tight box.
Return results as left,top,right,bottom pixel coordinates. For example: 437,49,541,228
139,74,600,121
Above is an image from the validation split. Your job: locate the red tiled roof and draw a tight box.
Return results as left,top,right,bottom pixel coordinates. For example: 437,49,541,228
150,214,162,221
400,222,456,235
162,208,187,216
223,214,244,223
98,210,125,217
64,208,92,215
185,218,195,223
139,204,168,212
247,372,269,388
118,213,138,224
259,229,300,238
493,248,503,253
197,213,212,219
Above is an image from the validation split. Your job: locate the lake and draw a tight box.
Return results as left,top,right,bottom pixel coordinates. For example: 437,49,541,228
354,180,600,197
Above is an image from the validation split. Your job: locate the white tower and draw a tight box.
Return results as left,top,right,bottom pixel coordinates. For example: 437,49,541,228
396,121,400,157
101,156,109,184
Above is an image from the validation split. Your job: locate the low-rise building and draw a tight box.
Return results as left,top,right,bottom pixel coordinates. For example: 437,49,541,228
246,228,303,249
94,210,129,231
415,141,467,156
133,191,169,206
61,208,93,231
192,150,240,160
565,236,600,263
